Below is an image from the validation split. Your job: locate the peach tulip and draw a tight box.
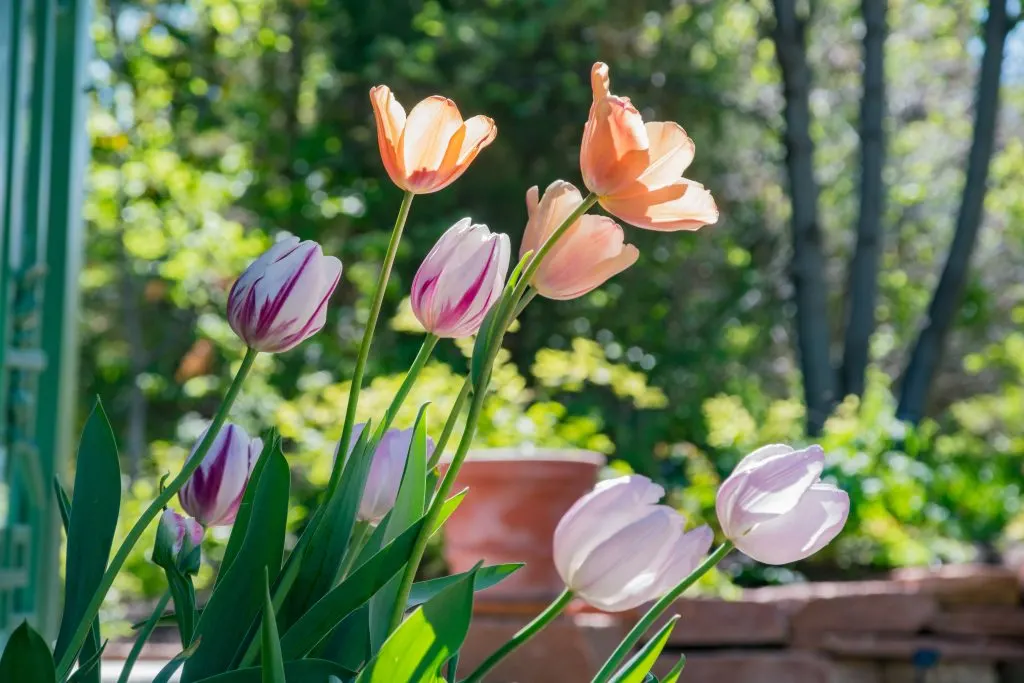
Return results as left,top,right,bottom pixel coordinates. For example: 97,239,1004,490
580,63,719,232
521,180,639,300
370,86,497,194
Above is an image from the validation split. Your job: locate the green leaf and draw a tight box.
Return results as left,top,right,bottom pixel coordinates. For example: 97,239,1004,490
0,621,56,683
182,445,290,681
661,655,686,683
470,250,530,389
407,564,523,609
608,616,679,683
428,489,467,537
67,639,106,683
261,569,286,683
318,606,370,672
54,401,122,666
356,566,478,683
166,569,198,647
220,430,277,581
280,421,376,627
192,660,356,683
369,404,429,652
154,638,204,683
279,518,426,660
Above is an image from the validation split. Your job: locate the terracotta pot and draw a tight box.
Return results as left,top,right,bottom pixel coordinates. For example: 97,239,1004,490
441,448,605,603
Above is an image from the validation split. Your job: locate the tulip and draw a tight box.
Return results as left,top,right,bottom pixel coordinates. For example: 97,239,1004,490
553,475,713,612
716,444,850,565
522,181,639,300
370,86,497,194
580,62,719,232
411,218,510,338
228,236,342,353
153,508,204,572
179,423,262,527
342,424,436,523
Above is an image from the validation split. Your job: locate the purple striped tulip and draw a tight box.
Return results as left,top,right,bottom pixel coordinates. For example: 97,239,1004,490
342,423,436,524
716,444,850,565
554,475,713,612
410,218,510,338
228,236,343,353
154,508,204,571
179,423,262,527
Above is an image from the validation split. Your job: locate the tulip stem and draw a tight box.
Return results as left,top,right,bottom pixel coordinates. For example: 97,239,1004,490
374,333,438,440
117,591,172,683
56,347,259,679
462,589,574,683
386,195,597,637
333,189,415,493
427,376,471,470
591,541,734,683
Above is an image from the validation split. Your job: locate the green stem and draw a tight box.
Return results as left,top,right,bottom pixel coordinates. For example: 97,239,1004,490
117,591,172,683
426,376,471,470
336,520,372,582
373,334,438,440
591,542,733,683
385,194,597,636
56,347,258,678
463,589,574,683
332,190,415,492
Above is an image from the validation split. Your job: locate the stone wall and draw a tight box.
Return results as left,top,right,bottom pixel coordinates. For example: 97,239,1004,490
458,565,1024,683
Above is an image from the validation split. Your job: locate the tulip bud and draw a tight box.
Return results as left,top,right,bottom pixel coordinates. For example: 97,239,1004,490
342,424,436,524
179,423,262,527
553,475,713,612
411,218,510,338
716,444,850,565
153,509,204,574
228,236,343,353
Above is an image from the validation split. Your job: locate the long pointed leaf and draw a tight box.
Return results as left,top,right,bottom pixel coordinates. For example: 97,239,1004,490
262,570,286,683
407,564,523,609
54,401,121,665
220,430,277,581
0,621,56,683
608,616,679,683
661,656,686,683
192,660,356,683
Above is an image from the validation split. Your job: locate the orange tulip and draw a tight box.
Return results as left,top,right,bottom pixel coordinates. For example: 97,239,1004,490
522,180,639,300
370,86,497,194
580,63,719,232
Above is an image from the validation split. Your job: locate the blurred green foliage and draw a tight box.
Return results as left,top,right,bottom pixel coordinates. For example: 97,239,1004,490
78,0,1024,612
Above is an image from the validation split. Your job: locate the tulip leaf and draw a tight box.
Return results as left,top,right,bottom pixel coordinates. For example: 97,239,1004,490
279,518,426,660
66,639,106,683
368,404,429,653
0,621,56,683
54,400,122,667
279,421,376,628
661,655,686,683
429,488,467,537
182,444,289,682
407,563,523,609
191,660,356,683
355,566,478,683
317,605,371,672
261,569,286,683
608,615,679,683
220,429,278,581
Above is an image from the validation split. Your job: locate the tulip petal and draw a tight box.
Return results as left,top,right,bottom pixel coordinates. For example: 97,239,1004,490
649,524,714,597
581,95,650,196
534,215,639,300
634,122,696,190
600,179,719,232
520,180,584,259
370,86,408,187
400,96,464,187
735,483,850,565
456,115,497,166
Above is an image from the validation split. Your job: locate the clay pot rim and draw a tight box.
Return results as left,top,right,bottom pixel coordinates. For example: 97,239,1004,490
439,447,606,466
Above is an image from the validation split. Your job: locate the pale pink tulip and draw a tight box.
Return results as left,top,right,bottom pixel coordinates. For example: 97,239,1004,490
228,236,342,353
522,180,638,300
343,424,436,523
179,423,262,527
716,444,850,565
554,475,713,612
370,86,497,194
411,218,510,338
580,63,719,232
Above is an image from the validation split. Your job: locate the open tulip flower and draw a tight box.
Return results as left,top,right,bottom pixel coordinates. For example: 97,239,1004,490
370,85,497,194
716,444,850,565
581,62,719,232
522,180,639,300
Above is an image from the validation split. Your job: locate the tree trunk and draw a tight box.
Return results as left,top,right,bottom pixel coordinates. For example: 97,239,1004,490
840,0,888,400
896,0,1012,423
771,0,836,435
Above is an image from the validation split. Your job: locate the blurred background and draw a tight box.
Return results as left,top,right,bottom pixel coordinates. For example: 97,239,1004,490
65,0,1024,605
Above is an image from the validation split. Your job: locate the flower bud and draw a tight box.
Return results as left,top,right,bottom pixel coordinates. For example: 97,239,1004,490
411,219,510,338
179,423,262,527
716,444,850,565
228,236,342,353
154,509,204,574
554,475,713,612
342,424,436,524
